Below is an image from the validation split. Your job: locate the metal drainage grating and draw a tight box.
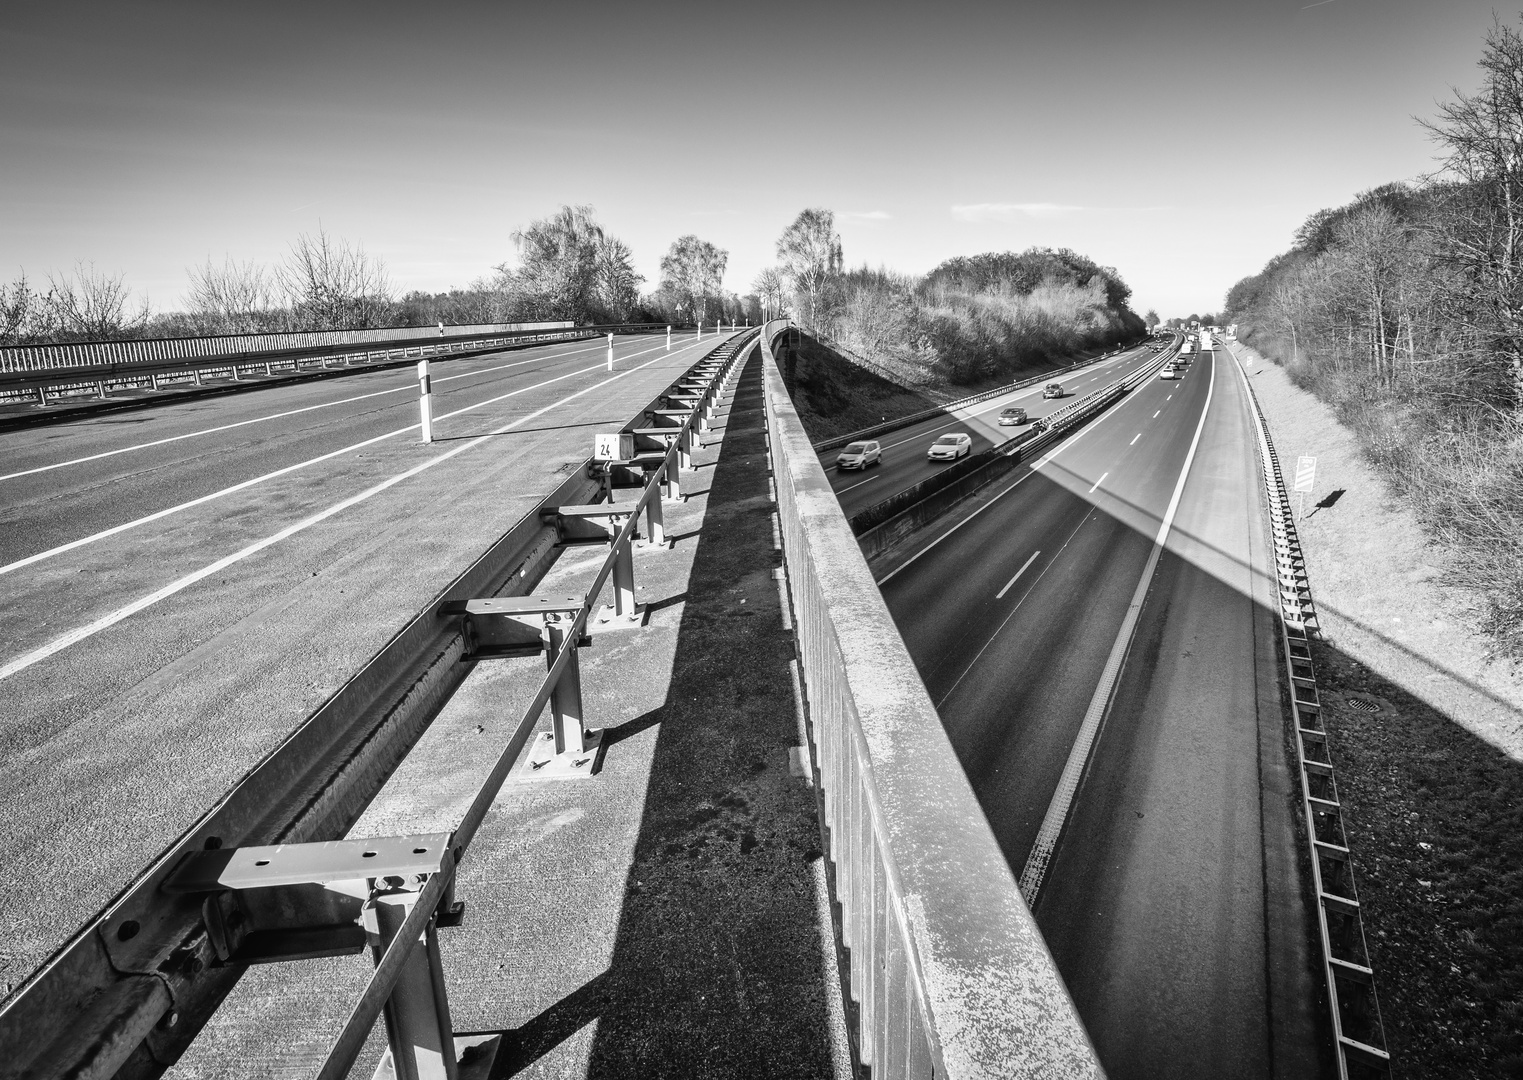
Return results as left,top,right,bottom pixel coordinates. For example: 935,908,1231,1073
1347,697,1380,714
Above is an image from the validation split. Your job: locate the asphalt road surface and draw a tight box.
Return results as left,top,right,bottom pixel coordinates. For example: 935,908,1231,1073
818,344,1166,519
0,329,732,996
878,345,1323,1079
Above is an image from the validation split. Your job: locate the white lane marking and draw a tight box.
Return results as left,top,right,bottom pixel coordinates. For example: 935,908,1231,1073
996,549,1041,599
936,512,1093,706
1087,472,1108,493
0,338,607,484
871,352,1152,455
877,357,1163,586
0,349,682,682
838,474,880,494
0,338,689,578
1153,410,1161,418
1130,434,1140,445
1017,349,1217,904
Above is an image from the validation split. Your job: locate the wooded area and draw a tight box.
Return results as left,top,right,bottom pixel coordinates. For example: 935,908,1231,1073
1225,17,1523,658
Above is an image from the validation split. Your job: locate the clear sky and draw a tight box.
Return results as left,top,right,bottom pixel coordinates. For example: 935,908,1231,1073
0,0,1512,320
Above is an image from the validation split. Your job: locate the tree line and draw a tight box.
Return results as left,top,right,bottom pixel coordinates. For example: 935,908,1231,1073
0,209,761,346
754,209,1144,385
1224,15,1523,656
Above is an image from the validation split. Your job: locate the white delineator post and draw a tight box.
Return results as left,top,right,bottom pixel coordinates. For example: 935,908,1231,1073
606,332,614,371
666,325,672,351
417,359,433,443
696,321,702,340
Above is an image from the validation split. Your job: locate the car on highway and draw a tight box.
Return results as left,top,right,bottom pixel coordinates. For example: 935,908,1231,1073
997,406,1029,426
835,440,882,470
927,432,972,461
1042,383,1065,399
1159,367,1179,380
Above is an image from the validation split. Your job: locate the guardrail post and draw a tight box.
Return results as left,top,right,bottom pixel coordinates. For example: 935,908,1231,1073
418,359,434,444
643,482,665,546
364,890,460,1080
545,614,590,758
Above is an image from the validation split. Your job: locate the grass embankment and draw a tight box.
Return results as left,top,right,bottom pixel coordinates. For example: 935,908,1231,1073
772,332,947,444
1240,328,1523,664
1315,651,1523,1077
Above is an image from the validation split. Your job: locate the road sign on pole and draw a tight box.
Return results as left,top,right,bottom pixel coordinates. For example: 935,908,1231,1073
1294,456,1317,492
1295,455,1316,519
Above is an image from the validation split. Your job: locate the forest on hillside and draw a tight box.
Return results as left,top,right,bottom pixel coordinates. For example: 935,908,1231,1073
796,246,1145,387
1225,17,1523,659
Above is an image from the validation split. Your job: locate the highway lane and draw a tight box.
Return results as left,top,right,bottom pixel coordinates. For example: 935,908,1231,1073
878,345,1318,1077
818,344,1165,519
0,331,669,565
0,330,734,997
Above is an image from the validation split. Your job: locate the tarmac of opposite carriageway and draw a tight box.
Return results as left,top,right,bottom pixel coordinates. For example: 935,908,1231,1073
0,332,745,1002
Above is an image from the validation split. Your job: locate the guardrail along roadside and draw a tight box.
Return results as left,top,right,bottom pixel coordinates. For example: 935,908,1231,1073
0,332,758,1080
1236,349,1392,1080
761,320,1102,1078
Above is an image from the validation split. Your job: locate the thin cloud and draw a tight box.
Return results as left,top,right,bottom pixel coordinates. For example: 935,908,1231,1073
839,210,892,221
952,202,1084,222
1302,0,1337,7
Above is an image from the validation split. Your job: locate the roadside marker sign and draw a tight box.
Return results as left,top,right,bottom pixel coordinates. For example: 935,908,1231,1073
594,433,634,461
1294,456,1317,492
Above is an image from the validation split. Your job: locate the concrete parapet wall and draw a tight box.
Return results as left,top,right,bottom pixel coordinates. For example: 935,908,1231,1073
760,321,1101,1078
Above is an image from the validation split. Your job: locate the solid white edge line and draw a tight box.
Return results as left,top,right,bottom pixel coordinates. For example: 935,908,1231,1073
0,337,609,484
996,549,1042,599
0,348,685,681
838,474,880,494
0,336,690,578
1016,350,1218,904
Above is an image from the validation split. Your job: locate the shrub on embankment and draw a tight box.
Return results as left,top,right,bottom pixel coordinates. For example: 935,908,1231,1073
772,331,947,443
814,251,1145,390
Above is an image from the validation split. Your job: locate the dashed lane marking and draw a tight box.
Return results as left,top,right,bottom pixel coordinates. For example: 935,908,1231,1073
0,338,609,484
1088,471,1108,493
0,337,692,579
996,550,1042,599
1017,350,1217,904
0,349,682,682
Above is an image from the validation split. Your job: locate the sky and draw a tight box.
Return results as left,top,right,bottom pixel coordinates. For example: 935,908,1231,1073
0,0,1514,320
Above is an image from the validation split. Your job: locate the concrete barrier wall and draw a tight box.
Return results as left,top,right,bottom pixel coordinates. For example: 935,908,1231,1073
761,321,1100,1079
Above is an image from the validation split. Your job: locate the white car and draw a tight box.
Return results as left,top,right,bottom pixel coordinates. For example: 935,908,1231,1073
835,440,882,470
927,433,972,461
1159,367,1179,380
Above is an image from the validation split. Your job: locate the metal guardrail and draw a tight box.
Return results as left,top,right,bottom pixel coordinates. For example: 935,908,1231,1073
760,321,1102,1079
0,321,575,373
0,331,755,1080
849,340,1179,551
1233,349,1391,1080
808,333,1167,454
0,323,670,407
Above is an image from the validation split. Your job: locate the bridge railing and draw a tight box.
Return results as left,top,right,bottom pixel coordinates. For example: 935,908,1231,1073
760,321,1102,1079
0,321,575,373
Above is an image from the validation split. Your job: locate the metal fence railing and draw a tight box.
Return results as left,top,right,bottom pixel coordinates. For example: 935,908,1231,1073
761,321,1101,1078
0,322,574,373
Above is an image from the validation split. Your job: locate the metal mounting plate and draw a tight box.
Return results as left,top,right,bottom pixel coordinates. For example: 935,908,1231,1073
516,729,605,781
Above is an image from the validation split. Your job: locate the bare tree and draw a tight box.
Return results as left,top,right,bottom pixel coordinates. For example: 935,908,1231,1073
0,272,51,345
659,235,728,323
776,208,843,329
278,228,395,330
185,257,280,334
593,234,643,321
45,262,149,340
1420,14,1523,410
751,267,788,320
